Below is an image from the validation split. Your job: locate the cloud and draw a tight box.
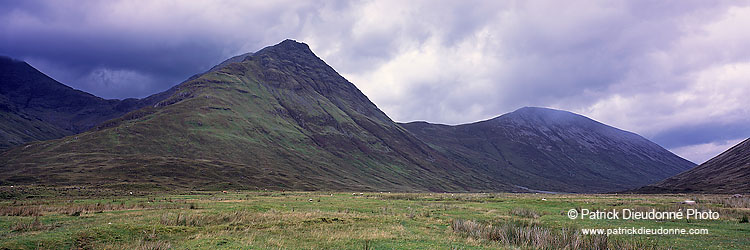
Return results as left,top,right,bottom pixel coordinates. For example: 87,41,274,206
573,6,750,152
583,62,750,143
671,138,745,164
1,0,748,161
0,0,333,98
79,67,157,99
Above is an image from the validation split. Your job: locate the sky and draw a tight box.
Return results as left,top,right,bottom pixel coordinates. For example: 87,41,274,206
1,0,749,164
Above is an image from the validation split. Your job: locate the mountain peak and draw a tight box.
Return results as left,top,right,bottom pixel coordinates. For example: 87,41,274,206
257,39,314,56
512,106,576,116
2,39,505,192
402,106,695,193
0,55,24,65
276,39,310,49
514,106,558,112
497,106,588,126
247,39,327,71
498,106,646,142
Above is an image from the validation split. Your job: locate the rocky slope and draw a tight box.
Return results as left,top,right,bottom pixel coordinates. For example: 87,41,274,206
635,138,750,193
0,40,514,192
401,107,696,193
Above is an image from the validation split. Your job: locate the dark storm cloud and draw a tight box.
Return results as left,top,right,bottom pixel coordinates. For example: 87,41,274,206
1,1,230,98
652,122,750,149
0,0,342,98
1,0,748,163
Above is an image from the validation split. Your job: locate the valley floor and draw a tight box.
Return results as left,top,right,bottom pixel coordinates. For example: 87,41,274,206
0,187,748,249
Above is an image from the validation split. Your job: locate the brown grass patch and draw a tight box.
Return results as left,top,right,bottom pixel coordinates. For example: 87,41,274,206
10,216,51,232
0,201,188,216
510,207,541,218
451,219,663,249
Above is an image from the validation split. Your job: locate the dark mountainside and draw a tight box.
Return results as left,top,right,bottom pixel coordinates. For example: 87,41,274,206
0,40,515,192
635,138,750,194
0,40,697,193
0,56,173,150
400,107,696,193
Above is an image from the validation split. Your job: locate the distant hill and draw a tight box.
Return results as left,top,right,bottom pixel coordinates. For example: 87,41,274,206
0,56,172,150
0,40,514,192
400,107,696,193
634,138,750,194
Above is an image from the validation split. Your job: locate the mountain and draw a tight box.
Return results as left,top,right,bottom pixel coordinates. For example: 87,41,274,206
0,41,695,193
0,56,172,150
0,40,515,192
635,138,750,194
400,107,696,193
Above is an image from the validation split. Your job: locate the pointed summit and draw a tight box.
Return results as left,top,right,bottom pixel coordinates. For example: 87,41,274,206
254,39,316,60
274,39,312,51
1,40,510,192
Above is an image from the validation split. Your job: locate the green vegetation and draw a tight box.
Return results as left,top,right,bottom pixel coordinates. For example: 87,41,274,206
1,188,748,249
1,40,509,192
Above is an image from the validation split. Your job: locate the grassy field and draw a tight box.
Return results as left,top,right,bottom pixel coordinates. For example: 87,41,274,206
1,187,748,249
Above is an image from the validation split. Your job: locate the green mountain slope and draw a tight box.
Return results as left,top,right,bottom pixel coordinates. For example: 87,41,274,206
400,107,696,193
0,108,68,149
0,56,172,150
635,138,750,193
1,40,696,193
0,40,513,192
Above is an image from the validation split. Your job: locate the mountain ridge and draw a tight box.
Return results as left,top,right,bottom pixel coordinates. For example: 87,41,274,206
0,48,277,151
1,40,696,193
0,56,153,150
400,106,695,193
0,39,514,192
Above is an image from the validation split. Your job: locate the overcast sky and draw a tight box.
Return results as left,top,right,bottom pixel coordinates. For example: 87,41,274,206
1,0,749,164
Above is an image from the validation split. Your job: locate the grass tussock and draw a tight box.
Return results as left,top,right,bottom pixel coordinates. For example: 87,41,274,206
159,212,229,227
0,205,43,216
510,207,541,218
451,219,661,250
10,216,51,232
134,239,172,250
